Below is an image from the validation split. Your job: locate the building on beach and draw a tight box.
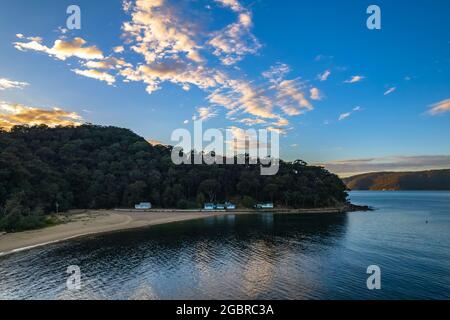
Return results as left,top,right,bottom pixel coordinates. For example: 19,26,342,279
135,202,152,210
204,202,236,210
204,203,215,210
255,203,274,209
225,202,236,210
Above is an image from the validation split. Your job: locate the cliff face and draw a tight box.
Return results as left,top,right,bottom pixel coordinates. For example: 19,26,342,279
343,170,450,190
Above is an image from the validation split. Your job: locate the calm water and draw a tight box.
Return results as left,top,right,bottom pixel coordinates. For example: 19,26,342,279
0,191,449,300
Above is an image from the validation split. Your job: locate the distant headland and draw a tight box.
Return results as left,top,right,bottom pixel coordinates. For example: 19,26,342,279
343,169,450,191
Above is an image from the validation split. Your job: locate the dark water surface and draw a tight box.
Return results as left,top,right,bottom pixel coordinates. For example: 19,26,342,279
0,191,449,300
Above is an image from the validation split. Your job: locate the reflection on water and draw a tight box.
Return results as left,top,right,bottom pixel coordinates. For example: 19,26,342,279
1,191,449,300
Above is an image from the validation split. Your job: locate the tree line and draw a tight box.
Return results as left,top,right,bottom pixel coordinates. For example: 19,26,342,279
0,125,348,231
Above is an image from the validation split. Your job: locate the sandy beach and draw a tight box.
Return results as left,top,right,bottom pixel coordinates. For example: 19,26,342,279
0,207,357,256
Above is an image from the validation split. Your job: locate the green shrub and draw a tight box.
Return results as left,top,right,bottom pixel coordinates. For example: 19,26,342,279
241,196,255,208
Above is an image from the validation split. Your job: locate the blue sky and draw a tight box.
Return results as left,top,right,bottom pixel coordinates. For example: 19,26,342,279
0,0,449,176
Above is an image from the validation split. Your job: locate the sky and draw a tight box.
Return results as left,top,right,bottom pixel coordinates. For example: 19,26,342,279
0,0,449,177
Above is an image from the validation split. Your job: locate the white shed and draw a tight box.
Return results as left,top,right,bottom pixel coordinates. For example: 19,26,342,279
135,202,152,209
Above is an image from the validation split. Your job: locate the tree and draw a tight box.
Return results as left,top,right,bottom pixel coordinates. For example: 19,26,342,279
241,196,255,208
199,179,220,202
263,184,278,202
196,193,206,207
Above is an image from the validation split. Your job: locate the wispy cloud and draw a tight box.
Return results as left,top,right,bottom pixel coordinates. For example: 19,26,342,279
72,69,116,85
317,70,331,81
344,75,365,84
0,77,29,90
338,106,362,121
195,106,218,121
209,1,260,65
338,112,351,121
123,0,202,64
121,62,224,94
262,63,291,84
113,46,124,54
384,87,396,96
310,87,322,100
238,118,267,126
215,0,243,12
320,155,450,177
427,99,450,116
314,54,333,62
0,101,83,130
209,14,261,65
14,36,104,60
276,79,313,116
225,125,273,151
83,57,131,70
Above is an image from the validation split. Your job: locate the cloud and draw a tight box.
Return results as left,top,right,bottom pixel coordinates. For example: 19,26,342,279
57,27,68,35
276,79,313,116
214,0,243,12
266,126,287,135
338,106,362,121
314,54,333,62
209,10,261,65
0,78,29,90
72,69,116,85
83,57,131,70
238,118,267,126
207,62,315,127
12,34,128,87
320,155,450,177
113,46,125,53
338,112,351,121
14,37,104,60
225,125,269,151
0,101,83,130
427,99,450,116
120,61,225,93
273,116,289,127
344,75,365,84
310,87,322,100
317,70,331,81
208,79,276,120
123,0,202,64
262,63,291,84
195,106,218,121
384,87,396,96
261,63,315,117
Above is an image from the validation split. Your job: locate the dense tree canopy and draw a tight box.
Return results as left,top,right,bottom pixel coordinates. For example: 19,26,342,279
0,125,348,231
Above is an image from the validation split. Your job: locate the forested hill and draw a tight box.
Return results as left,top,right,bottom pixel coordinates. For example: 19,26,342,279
0,125,348,231
343,170,450,190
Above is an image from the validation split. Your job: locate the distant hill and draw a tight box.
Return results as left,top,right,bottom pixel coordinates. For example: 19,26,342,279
343,169,450,190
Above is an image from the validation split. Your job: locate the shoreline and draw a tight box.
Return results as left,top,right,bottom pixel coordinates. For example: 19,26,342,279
0,205,369,257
